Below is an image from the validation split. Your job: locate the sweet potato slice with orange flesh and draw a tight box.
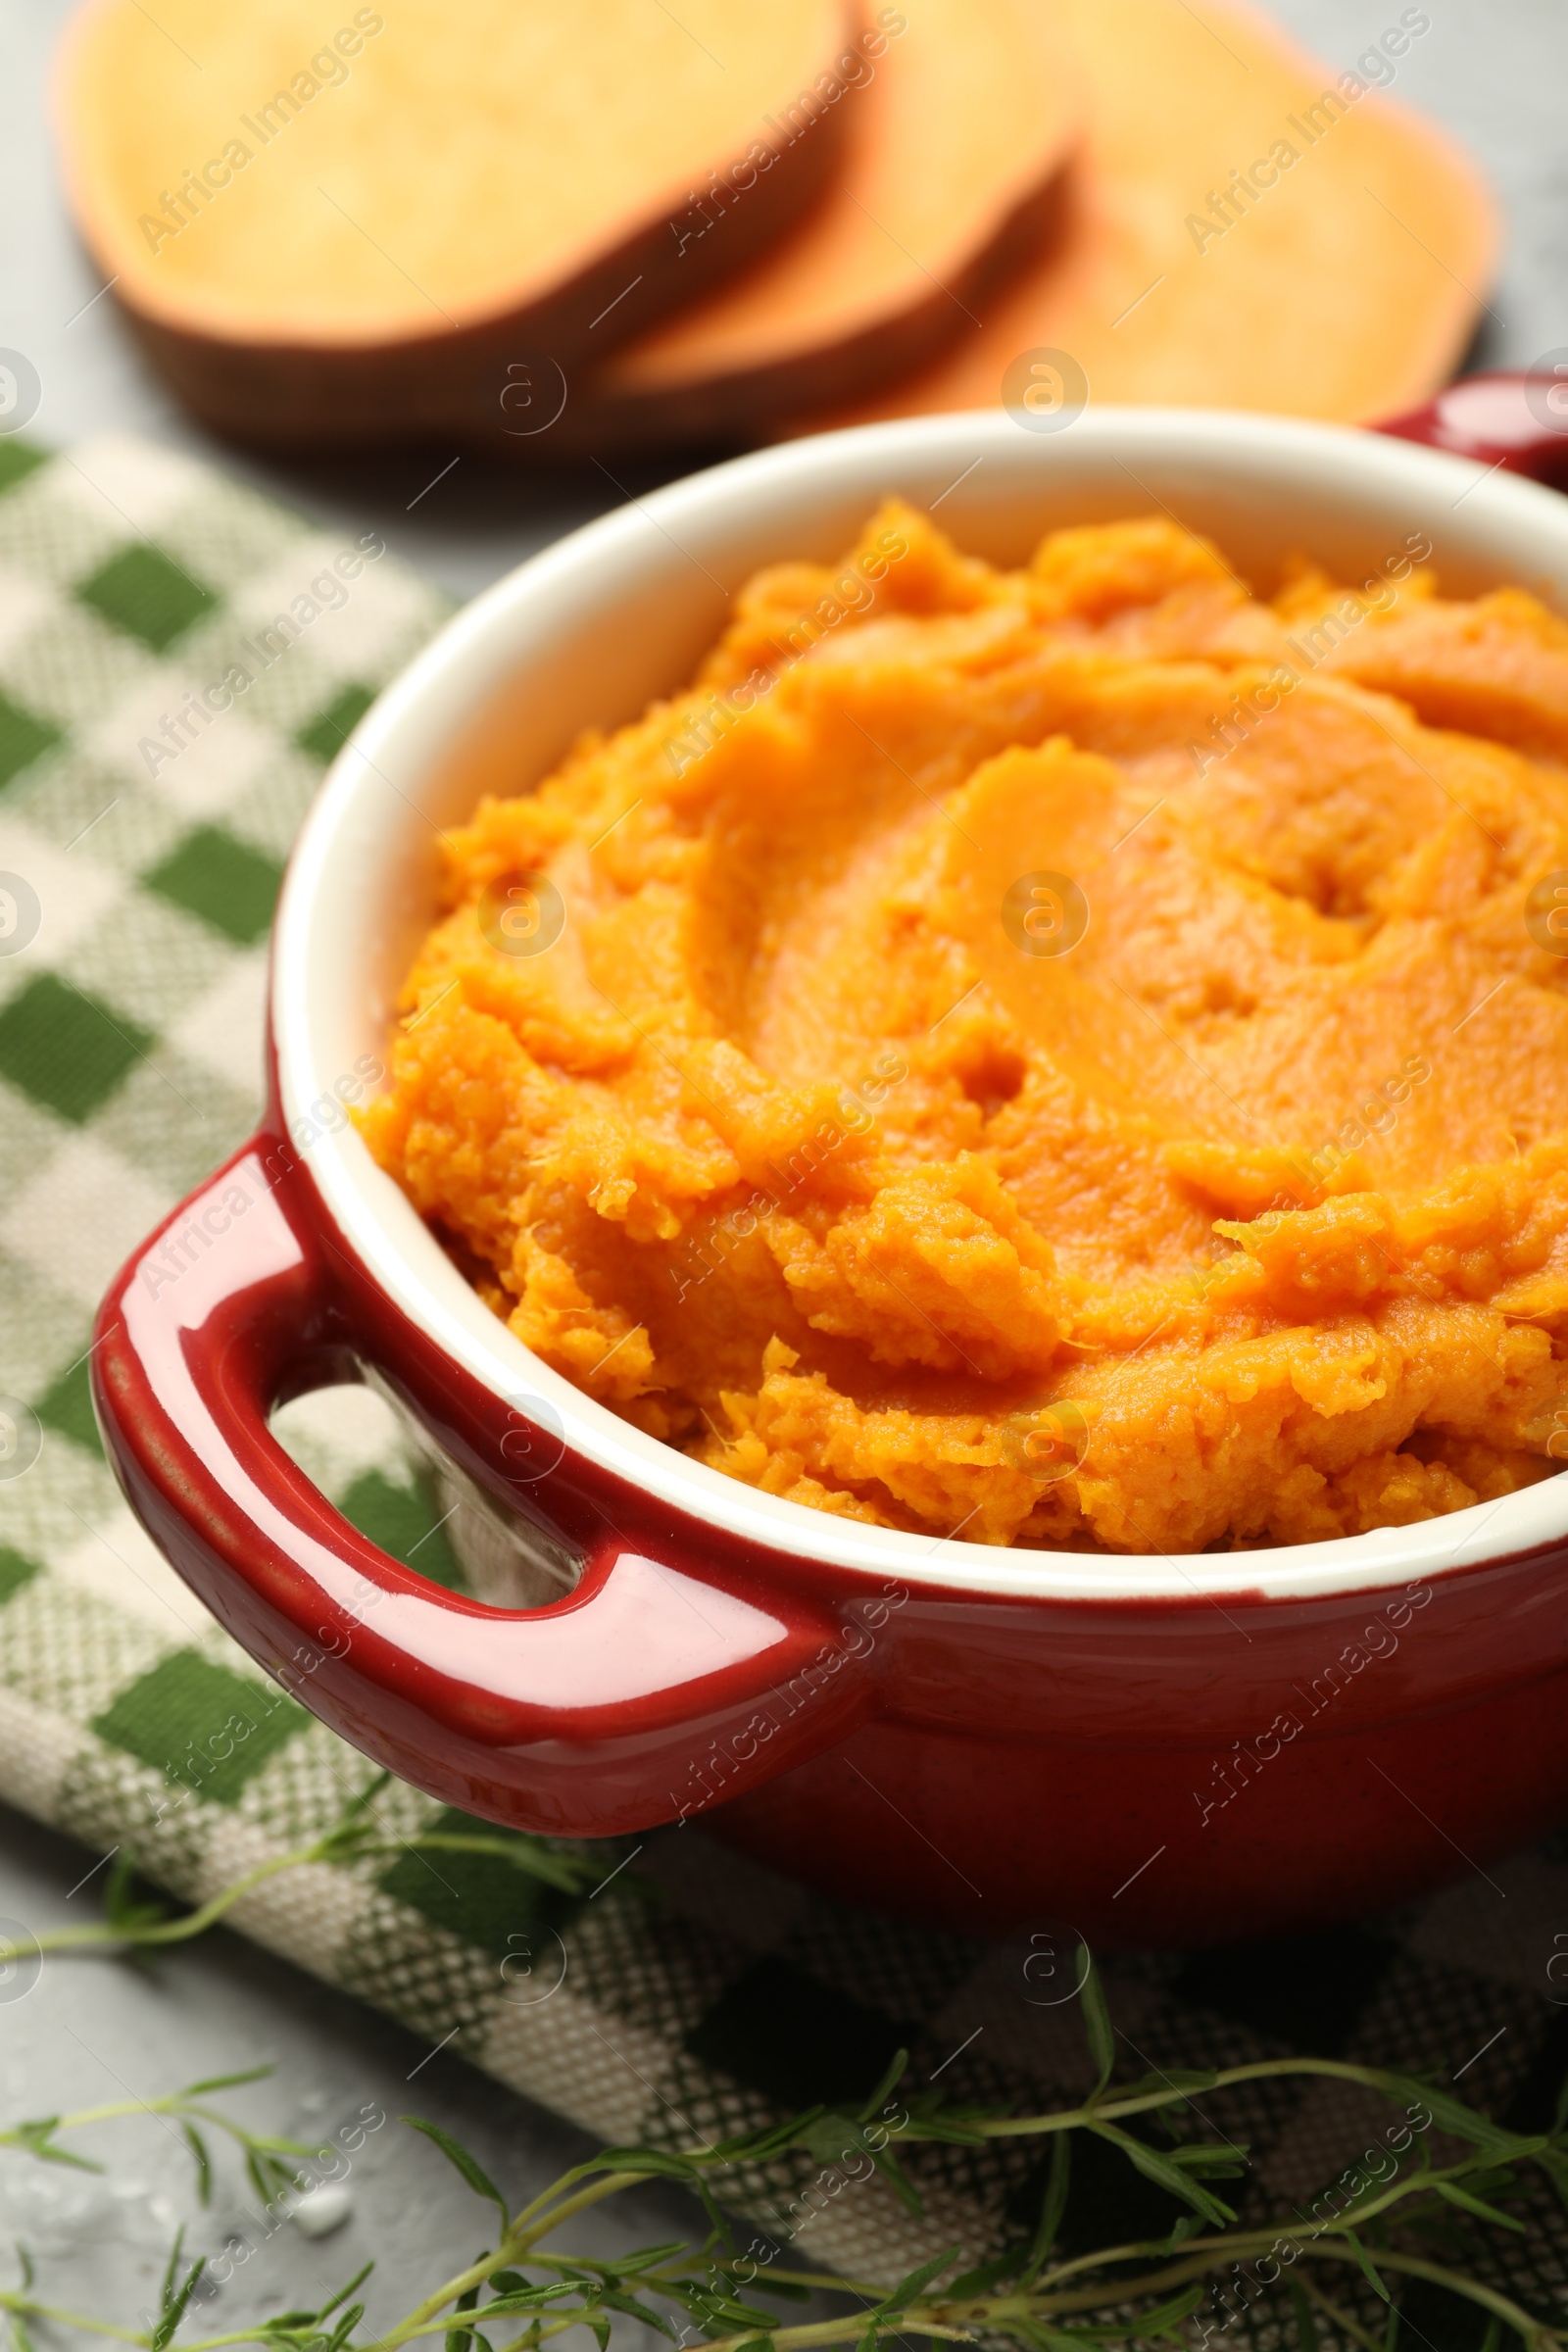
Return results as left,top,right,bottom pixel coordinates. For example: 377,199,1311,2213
554,0,1082,453
55,0,858,446
794,0,1497,433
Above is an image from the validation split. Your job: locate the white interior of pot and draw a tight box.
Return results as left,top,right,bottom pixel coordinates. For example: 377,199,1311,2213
271,409,1568,1602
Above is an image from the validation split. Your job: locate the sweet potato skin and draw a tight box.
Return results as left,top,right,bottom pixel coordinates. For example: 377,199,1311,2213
546,0,1084,457
55,0,858,446
794,0,1499,432
104,137,847,449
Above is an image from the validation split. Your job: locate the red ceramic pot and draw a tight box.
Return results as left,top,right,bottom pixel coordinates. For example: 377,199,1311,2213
94,383,1568,1948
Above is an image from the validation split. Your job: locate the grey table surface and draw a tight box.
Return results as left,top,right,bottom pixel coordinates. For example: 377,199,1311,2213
4,0,1568,2330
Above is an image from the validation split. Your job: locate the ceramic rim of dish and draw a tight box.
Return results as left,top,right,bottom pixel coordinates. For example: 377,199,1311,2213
273,404,1568,1606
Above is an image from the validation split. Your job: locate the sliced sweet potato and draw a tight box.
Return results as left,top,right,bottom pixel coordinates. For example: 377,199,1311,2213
797,0,1498,431
55,0,857,445
556,0,1082,452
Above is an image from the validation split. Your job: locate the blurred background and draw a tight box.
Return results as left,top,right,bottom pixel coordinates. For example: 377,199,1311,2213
8,0,1566,604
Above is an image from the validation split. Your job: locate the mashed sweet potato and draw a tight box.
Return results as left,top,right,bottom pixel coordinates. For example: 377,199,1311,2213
364,504,1568,1552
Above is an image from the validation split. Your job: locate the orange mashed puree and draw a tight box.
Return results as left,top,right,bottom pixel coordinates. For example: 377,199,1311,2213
365,504,1568,1552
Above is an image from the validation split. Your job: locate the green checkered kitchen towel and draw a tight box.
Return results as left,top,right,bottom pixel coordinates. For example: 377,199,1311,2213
3,429,1568,2333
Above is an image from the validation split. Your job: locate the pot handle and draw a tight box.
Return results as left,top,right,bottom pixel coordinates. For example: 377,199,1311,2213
91,1135,876,1839
1375,367,1568,485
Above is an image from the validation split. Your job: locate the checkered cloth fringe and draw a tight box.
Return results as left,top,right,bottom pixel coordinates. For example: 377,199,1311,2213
1,430,1566,2339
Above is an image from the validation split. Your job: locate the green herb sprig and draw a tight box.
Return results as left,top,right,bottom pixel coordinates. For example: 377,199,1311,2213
2,1976,1563,2352
2,1811,1564,2351
0,1773,596,1969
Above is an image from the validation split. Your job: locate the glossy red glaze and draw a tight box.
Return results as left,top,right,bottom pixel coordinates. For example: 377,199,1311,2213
93,1125,871,1839
1377,366,1568,486
90,386,1568,1946
91,1091,1568,1947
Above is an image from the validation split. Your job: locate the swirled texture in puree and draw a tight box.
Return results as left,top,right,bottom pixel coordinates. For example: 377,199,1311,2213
364,504,1568,1552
